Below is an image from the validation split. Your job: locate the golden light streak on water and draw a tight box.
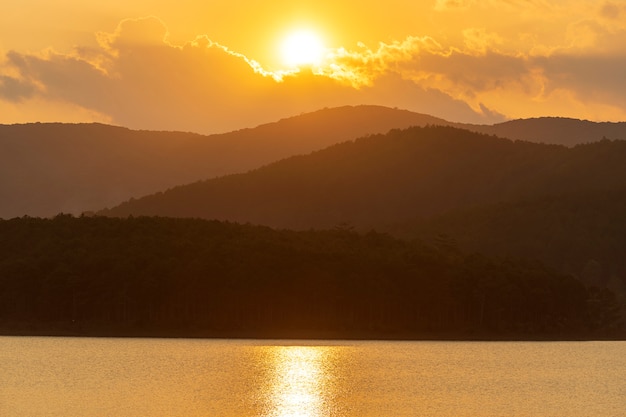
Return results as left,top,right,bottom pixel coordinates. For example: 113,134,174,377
265,346,329,417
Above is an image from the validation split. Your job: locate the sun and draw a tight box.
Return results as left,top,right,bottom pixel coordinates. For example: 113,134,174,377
280,30,325,68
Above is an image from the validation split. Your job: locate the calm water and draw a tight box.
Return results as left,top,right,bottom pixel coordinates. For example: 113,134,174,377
1,337,625,416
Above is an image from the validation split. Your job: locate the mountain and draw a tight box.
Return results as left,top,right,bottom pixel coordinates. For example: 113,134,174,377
100,126,626,230
0,106,448,219
4,105,626,219
99,126,626,319
463,117,626,146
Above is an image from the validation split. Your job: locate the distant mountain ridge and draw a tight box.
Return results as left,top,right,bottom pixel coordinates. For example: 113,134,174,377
0,106,448,218
464,117,626,146
2,105,626,218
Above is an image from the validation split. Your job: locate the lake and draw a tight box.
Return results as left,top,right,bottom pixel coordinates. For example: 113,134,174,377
1,337,624,416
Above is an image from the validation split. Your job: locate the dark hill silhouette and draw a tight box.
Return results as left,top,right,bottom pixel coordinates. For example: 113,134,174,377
0,106,449,218
463,117,626,146
100,127,626,230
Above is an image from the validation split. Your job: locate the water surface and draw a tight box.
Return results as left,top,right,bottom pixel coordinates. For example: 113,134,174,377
1,337,625,416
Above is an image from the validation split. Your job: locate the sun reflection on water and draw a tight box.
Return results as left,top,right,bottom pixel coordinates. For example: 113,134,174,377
265,346,329,417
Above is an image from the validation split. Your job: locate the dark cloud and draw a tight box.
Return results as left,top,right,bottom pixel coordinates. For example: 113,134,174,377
354,72,506,124
405,50,532,93
600,2,623,19
534,54,626,107
0,75,36,101
9,51,113,108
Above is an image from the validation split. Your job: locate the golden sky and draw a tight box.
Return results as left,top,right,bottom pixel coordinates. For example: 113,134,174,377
1,0,625,133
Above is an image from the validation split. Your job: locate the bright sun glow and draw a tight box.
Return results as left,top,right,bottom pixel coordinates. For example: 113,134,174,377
280,30,325,68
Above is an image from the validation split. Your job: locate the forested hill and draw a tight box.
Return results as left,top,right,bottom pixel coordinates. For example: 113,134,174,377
399,188,626,313
0,105,447,219
403,188,626,279
100,126,626,230
0,215,622,339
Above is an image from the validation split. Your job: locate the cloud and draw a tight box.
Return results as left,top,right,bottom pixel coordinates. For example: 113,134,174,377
536,54,626,106
337,25,626,121
463,28,504,55
97,16,172,51
0,17,504,131
2,18,289,132
0,75,36,101
1,15,625,133
319,36,448,87
313,34,533,118
595,1,626,41
600,1,626,20
434,0,474,11
434,0,550,12
0,98,113,124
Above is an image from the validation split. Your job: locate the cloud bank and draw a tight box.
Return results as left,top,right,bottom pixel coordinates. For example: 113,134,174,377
1,12,625,133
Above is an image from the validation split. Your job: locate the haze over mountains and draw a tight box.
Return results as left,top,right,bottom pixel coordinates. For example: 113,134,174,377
3,105,626,219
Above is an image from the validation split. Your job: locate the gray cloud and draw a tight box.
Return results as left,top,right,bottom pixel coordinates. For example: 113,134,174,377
534,54,626,106
0,75,36,101
600,1,625,20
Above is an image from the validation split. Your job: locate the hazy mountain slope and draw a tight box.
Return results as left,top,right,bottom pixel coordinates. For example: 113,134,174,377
0,123,205,218
100,127,626,230
462,117,626,146
0,106,448,218
3,105,625,219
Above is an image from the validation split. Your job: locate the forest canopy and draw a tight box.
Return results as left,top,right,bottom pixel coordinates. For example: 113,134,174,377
0,215,622,339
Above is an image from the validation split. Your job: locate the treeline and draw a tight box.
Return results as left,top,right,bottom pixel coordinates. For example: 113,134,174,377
0,215,622,339
402,188,626,317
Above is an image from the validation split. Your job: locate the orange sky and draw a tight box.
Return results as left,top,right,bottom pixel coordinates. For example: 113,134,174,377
1,0,626,133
